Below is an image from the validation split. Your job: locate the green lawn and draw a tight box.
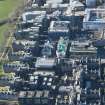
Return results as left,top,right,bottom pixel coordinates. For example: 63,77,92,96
0,0,22,51
0,0,22,19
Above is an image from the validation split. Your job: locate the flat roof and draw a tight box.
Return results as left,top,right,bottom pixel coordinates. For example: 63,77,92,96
70,41,97,53
13,40,36,46
35,57,56,68
84,9,105,22
46,0,62,4
49,21,69,32
27,91,35,98
19,91,27,98
22,11,46,21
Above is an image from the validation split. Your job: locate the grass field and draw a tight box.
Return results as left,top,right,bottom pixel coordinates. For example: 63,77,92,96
0,0,22,19
0,0,22,51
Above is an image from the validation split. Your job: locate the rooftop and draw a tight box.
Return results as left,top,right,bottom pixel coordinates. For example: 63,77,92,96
13,40,36,46
22,11,46,21
84,9,105,22
49,21,69,32
46,0,62,4
35,57,56,69
70,41,97,54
